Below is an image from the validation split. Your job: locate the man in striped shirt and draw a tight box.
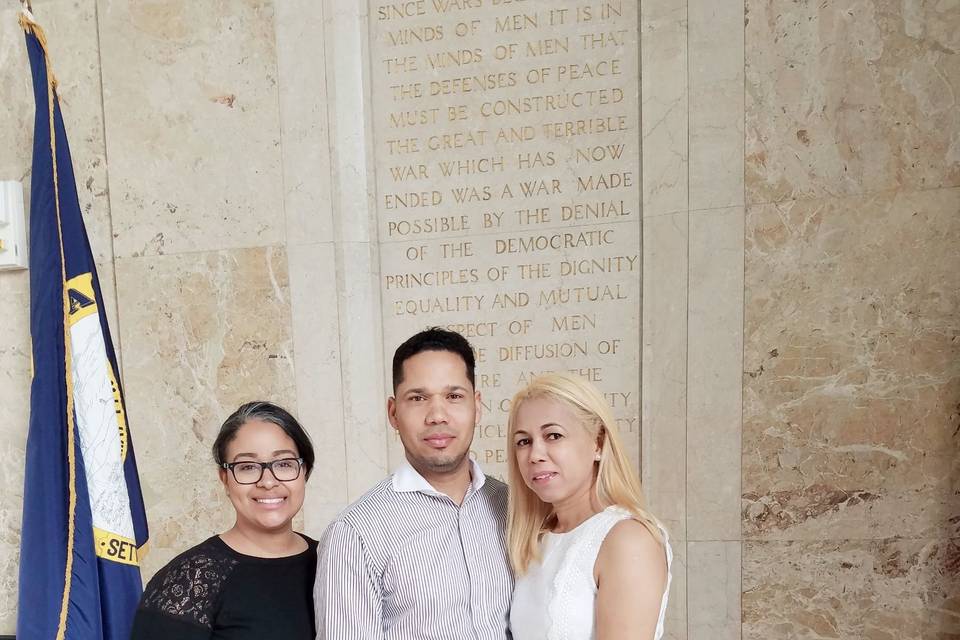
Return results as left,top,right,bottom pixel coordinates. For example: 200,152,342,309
314,328,513,639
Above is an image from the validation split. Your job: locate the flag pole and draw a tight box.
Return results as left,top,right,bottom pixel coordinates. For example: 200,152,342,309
19,8,78,640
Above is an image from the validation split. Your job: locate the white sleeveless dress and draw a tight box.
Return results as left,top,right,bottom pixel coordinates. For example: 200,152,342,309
510,506,672,640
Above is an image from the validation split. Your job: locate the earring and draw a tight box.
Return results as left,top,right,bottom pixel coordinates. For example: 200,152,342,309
594,452,602,461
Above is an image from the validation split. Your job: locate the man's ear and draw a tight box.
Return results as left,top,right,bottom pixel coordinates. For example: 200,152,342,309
387,396,399,430
474,390,483,424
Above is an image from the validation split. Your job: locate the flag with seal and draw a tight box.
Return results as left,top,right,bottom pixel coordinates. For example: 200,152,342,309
17,6,149,639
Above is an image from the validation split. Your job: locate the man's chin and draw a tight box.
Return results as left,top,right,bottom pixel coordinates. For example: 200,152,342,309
417,450,470,474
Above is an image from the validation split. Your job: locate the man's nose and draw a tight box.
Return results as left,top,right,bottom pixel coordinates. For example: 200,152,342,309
425,397,447,423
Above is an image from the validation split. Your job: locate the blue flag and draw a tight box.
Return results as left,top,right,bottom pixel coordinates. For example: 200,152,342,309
17,10,149,640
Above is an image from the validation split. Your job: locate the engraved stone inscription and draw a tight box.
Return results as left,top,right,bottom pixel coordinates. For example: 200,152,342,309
371,0,640,478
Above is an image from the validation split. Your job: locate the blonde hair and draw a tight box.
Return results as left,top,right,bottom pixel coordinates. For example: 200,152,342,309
506,372,663,575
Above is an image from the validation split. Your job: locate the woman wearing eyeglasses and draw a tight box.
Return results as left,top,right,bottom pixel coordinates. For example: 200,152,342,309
131,401,317,639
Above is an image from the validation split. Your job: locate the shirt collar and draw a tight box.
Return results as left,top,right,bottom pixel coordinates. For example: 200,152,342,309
392,458,487,498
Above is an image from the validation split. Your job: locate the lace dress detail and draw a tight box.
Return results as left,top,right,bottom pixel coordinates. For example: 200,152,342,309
139,540,240,628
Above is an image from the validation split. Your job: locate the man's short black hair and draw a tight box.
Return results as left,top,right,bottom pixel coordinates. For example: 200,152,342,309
392,327,476,391
212,401,315,479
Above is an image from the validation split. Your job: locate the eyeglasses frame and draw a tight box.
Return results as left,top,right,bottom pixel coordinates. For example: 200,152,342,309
221,457,304,485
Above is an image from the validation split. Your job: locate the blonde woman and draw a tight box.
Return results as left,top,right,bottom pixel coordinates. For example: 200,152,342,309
507,373,672,640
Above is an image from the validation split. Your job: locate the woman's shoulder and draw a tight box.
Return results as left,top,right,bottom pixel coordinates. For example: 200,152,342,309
596,516,669,581
138,536,241,627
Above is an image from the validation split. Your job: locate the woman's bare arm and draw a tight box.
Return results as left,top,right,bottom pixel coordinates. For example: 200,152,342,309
594,519,668,640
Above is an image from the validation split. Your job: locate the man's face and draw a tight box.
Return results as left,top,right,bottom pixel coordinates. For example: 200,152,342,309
388,350,481,478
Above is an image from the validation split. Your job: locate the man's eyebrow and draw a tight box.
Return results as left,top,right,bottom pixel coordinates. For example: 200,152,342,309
402,385,469,394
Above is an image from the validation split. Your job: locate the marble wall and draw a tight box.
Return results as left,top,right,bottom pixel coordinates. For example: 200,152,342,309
0,0,956,637
741,1,960,637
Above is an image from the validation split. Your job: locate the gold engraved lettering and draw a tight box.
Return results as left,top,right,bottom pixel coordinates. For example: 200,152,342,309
389,83,424,100
451,185,492,203
496,13,539,32
430,73,518,96
515,207,550,225
567,367,603,381
560,199,631,220
386,137,420,154
389,108,441,128
426,48,484,69
538,284,627,305
491,291,530,308
516,151,554,168
386,215,469,236
376,1,426,20
574,143,625,163
580,29,629,49
555,59,621,80
542,115,629,137
558,255,638,275
384,56,419,74
432,0,482,12
519,263,552,279
495,230,613,255
551,313,597,331
445,322,498,338
440,241,473,258
427,130,488,150
386,25,443,47
604,391,631,407
526,37,569,56
384,268,480,289
393,295,485,316
388,164,429,182
476,373,502,389
384,190,443,209
498,341,589,362
479,89,624,117
576,171,634,191
439,156,505,176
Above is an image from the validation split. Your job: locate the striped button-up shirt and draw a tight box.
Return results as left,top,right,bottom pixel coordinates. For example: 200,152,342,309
315,460,513,640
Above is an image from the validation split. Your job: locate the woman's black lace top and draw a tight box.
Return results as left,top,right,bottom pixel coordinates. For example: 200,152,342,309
131,534,317,639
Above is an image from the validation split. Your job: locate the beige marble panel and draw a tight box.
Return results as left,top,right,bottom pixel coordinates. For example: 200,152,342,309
2,1,114,262
661,537,688,640
320,1,389,494
337,241,390,497
745,0,960,204
275,0,335,246
743,187,960,541
689,0,744,210
0,5,34,185
642,211,688,540
641,0,688,217
287,242,350,535
743,538,960,639
115,245,296,578
98,0,284,258
687,207,744,541
326,0,377,244
0,268,30,634
688,541,741,640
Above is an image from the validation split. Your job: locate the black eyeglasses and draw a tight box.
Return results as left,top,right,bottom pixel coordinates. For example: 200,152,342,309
221,458,304,485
